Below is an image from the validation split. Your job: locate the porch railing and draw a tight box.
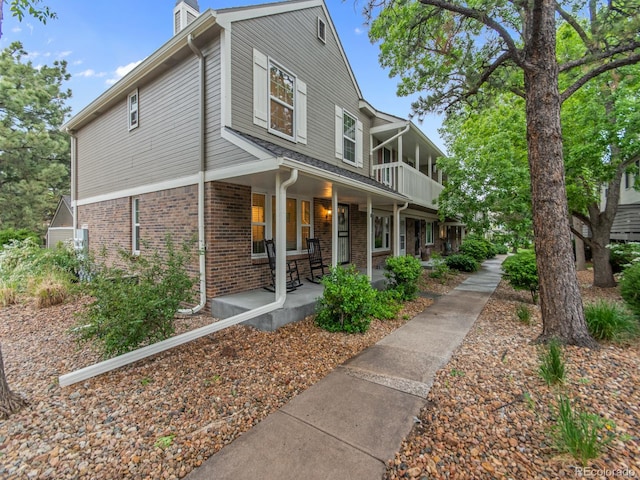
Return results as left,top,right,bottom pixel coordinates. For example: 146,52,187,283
372,162,444,208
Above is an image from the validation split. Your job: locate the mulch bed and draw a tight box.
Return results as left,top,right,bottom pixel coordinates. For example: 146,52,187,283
384,270,640,479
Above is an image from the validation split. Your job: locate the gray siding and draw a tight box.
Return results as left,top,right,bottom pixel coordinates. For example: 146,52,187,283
610,204,640,241
77,58,201,199
228,6,371,174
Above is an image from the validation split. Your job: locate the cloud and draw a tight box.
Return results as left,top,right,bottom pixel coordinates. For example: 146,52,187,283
355,27,364,35
106,60,143,85
58,51,72,58
76,69,107,78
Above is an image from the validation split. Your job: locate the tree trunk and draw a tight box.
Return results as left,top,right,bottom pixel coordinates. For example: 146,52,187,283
590,227,616,288
0,344,27,419
573,217,586,271
523,0,597,348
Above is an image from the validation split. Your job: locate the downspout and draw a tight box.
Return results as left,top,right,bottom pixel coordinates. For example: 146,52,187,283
275,169,299,296
394,201,409,256
179,33,207,314
58,168,299,387
66,129,78,233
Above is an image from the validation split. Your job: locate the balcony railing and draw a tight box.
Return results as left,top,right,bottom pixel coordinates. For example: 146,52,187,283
373,162,444,209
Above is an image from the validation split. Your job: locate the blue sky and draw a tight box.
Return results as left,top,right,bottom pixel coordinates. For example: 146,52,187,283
1,0,446,152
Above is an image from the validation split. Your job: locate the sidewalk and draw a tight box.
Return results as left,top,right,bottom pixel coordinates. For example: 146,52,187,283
186,256,505,480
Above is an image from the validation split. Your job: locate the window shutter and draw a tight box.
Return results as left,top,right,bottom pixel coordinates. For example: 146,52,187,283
335,105,343,159
296,80,307,144
253,49,268,128
356,120,363,168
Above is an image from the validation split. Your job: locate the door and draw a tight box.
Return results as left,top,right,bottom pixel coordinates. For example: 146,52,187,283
337,204,350,264
399,218,406,256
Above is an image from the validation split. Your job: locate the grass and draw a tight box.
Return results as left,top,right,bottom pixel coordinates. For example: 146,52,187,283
538,338,566,386
515,303,532,325
584,300,639,343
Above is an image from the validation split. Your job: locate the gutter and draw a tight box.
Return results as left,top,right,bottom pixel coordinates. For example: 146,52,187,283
59,168,299,387
178,33,207,315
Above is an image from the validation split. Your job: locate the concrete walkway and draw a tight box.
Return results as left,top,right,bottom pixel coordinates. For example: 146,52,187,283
186,256,505,480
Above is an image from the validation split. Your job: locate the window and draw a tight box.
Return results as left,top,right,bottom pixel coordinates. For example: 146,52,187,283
317,17,326,43
253,49,307,144
335,105,363,167
132,198,140,254
373,215,390,251
128,90,139,130
251,192,312,255
426,221,434,245
269,62,295,139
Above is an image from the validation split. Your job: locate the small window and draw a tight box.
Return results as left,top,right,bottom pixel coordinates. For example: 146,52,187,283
373,215,390,251
426,221,434,245
317,17,326,43
132,198,140,254
128,89,139,131
343,111,357,165
252,193,267,255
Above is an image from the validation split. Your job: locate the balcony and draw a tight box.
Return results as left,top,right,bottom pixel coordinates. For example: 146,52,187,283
373,162,444,209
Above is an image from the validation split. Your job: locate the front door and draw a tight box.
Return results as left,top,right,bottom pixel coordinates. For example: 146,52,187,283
337,204,350,264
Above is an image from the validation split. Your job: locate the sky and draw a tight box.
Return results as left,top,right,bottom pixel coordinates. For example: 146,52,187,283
1,0,446,152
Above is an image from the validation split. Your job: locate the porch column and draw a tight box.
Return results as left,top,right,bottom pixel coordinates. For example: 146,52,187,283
393,203,399,257
415,143,420,171
331,186,338,267
428,154,432,179
367,195,372,280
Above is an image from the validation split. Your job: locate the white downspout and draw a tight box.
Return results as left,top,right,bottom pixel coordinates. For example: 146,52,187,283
179,33,207,314
275,169,299,296
331,187,338,267
366,195,372,279
59,169,299,387
66,129,78,233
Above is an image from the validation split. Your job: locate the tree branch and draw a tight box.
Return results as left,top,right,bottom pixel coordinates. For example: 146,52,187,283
559,41,640,72
555,2,592,51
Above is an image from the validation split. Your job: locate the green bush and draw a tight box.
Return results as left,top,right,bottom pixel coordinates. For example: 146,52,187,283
73,236,196,357
429,254,451,281
384,255,423,300
0,228,40,251
515,303,532,325
538,338,566,386
371,289,403,320
551,394,615,466
502,251,539,303
445,254,479,272
584,300,639,342
459,238,488,263
608,242,640,273
315,265,378,333
619,262,640,317
493,243,509,255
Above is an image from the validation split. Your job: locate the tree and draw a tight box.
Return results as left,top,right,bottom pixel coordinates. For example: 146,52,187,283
0,344,26,419
367,0,640,347
0,41,71,235
437,96,533,250
0,0,56,39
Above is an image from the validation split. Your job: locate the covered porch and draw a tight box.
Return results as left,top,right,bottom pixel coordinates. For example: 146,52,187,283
211,268,388,331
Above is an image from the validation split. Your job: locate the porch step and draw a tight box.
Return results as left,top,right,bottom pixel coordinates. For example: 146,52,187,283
210,273,388,332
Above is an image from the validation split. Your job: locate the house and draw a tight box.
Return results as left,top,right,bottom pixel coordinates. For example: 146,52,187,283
609,160,640,242
62,0,458,319
46,195,74,248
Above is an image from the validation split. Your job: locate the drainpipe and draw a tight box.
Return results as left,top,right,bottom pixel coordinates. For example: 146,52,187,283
393,202,409,256
275,169,299,296
179,33,207,314
66,129,78,233
58,168,299,387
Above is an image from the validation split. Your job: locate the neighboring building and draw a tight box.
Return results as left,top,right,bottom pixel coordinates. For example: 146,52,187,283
62,0,457,313
46,195,74,248
610,160,640,242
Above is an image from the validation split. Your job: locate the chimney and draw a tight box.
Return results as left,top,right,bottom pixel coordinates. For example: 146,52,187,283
174,0,200,35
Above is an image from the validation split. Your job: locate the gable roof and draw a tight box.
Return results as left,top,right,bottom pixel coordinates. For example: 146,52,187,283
63,0,362,132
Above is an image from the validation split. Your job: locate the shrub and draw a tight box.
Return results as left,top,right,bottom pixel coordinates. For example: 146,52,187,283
371,289,403,320
0,228,40,251
619,262,640,317
538,338,565,386
608,242,640,273
445,254,479,272
429,254,451,281
493,243,509,255
384,255,423,300
584,300,639,342
32,272,69,309
73,236,197,357
459,237,488,263
315,265,378,333
502,251,539,303
0,286,17,307
551,394,615,466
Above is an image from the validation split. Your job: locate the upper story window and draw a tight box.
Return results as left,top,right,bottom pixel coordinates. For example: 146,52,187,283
335,106,363,167
128,89,139,131
253,49,307,144
317,17,326,43
269,63,295,140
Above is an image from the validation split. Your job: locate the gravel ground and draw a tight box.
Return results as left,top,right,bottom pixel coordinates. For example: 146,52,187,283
385,270,640,479
0,274,448,480
1,269,638,479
